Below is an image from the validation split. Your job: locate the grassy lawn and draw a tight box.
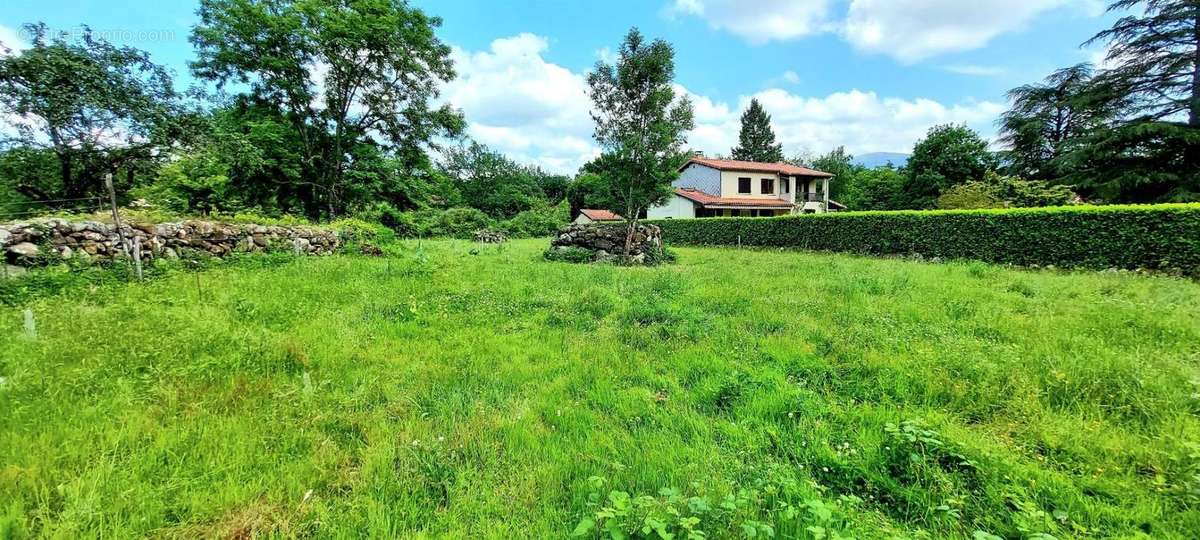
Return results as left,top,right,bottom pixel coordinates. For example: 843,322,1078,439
1,239,1198,538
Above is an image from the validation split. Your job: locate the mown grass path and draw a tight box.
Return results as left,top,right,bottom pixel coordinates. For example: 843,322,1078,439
2,239,1198,538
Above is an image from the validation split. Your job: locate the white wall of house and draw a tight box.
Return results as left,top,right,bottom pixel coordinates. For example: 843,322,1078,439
648,194,697,219
573,214,595,225
719,171,784,200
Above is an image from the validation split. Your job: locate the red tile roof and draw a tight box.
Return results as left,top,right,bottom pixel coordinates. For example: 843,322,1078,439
674,188,795,208
579,208,623,221
685,156,834,178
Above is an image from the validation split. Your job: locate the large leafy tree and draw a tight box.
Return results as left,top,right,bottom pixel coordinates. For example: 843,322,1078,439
903,124,999,208
998,64,1123,181
586,28,694,256
1071,0,1200,201
440,141,547,219
730,98,783,163
190,0,464,218
0,24,183,204
807,146,859,201
839,166,907,211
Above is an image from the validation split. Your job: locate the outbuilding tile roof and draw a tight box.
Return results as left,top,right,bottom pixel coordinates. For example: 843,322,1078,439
579,208,623,221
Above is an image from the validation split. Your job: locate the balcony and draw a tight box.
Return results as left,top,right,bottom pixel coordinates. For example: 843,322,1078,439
798,192,827,202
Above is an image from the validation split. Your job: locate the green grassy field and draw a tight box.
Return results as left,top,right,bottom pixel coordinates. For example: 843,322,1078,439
1,239,1198,538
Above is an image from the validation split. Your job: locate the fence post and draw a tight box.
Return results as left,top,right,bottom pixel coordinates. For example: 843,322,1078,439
132,236,143,281
22,308,36,339
104,173,131,257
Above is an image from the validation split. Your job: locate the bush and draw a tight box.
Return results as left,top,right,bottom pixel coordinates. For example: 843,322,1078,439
543,246,595,264
330,218,396,246
499,200,570,238
433,207,494,239
647,203,1200,274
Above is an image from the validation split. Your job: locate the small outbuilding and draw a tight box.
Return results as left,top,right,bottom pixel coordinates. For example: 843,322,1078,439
573,209,623,225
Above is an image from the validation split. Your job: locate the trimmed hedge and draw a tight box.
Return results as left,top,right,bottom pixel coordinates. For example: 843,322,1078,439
646,203,1200,274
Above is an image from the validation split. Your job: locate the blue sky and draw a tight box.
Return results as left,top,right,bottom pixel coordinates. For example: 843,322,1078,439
0,0,1121,173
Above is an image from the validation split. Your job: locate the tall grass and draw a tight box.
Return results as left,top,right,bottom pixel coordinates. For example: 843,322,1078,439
0,240,1197,538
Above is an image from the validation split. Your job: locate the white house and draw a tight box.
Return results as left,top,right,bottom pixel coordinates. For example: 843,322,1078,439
648,157,841,219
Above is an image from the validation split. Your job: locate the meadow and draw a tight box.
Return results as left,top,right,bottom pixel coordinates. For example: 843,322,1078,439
1,239,1198,538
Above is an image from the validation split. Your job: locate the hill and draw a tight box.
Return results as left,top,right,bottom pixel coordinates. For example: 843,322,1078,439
854,152,909,168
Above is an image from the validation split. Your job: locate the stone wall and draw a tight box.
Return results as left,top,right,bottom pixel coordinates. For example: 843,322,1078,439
1,218,340,266
549,223,663,263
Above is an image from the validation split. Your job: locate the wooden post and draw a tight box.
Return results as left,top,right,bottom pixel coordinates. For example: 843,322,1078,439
104,173,131,256
22,308,36,339
132,236,143,280
822,176,830,212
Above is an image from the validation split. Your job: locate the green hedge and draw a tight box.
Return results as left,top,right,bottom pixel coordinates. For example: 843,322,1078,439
646,203,1200,274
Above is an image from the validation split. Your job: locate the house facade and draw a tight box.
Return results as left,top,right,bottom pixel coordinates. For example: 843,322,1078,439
648,157,839,219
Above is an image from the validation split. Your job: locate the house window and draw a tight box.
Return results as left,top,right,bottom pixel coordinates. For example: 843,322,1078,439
782,178,790,194
761,178,775,194
738,177,752,193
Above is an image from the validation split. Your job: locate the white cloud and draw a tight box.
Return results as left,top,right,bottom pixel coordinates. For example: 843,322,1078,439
669,1,1094,63
440,33,1004,174
441,33,598,173
942,64,1007,77
0,24,29,56
670,0,837,44
844,0,1072,63
781,70,801,84
678,86,1005,156
596,47,617,65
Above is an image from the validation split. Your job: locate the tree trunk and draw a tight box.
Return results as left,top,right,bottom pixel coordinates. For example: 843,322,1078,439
57,151,76,200
1191,7,1200,127
623,217,637,259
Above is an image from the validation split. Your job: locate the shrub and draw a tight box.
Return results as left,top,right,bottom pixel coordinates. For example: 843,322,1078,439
330,218,396,246
936,182,1005,210
499,200,570,238
647,203,1200,274
543,246,595,264
937,172,1077,210
434,207,494,239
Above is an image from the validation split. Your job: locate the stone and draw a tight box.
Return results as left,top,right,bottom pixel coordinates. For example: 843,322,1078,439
474,229,508,244
1,265,26,279
7,242,39,259
1,218,341,267
549,223,664,265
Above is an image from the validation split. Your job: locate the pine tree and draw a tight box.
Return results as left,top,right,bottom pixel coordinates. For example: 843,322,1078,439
730,99,784,163
1073,0,1200,201
1088,0,1200,125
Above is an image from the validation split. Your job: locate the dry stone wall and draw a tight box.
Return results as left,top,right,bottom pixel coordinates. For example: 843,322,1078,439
549,223,662,263
2,218,340,266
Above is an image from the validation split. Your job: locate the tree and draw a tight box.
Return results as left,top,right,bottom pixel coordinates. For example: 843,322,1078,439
586,28,694,257
904,124,998,208
841,166,907,211
190,0,464,218
730,98,783,163
998,64,1122,181
0,24,183,203
439,141,545,219
1074,0,1200,201
807,147,860,201
1089,0,1200,125
936,172,1076,209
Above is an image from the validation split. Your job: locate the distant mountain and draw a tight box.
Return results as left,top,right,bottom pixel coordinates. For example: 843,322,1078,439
854,152,909,169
